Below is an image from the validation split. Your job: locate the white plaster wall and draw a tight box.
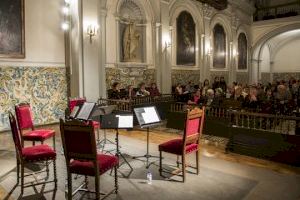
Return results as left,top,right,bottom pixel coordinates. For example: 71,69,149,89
82,0,100,102
273,39,300,72
105,0,117,65
260,45,270,72
0,0,65,67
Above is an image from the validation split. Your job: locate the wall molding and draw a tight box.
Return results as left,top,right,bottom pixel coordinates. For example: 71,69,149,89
0,61,65,67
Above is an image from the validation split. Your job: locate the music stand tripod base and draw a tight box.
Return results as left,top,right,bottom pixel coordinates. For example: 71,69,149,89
132,127,159,169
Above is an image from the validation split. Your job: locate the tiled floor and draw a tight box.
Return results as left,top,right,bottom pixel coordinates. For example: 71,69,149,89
0,125,300,200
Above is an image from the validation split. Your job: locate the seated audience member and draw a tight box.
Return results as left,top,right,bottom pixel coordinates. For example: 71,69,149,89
136,82,150,97
109,82,122,99
243,86,259,110
205,89,215,106
231,86,244,102
261,88,274,114
149,83,161,97
212,88,223,107
201,79,210,96
187,89,201,105
175,83,183,95
126,85,136,99
275,84,292,114
185,81,195,93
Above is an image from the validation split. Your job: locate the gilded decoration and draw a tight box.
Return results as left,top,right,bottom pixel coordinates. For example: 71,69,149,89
0,66,67,131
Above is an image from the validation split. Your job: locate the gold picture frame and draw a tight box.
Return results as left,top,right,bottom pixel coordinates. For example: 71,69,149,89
0,0,25,58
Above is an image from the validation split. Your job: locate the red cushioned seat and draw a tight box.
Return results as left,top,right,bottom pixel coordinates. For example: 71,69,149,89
70,154,118,176
92,121,100,129
15,103,56,148
22,144,56,162
159,139,198,155
23,129,55,141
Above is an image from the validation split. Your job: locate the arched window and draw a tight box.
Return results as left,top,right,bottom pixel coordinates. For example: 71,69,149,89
213,24,226,68
238,33,248,70
176,11,195,66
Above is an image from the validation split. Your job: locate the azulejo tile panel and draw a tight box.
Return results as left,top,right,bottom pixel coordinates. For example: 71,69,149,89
0,66,67,131
105,67,156,89
171,69,200,86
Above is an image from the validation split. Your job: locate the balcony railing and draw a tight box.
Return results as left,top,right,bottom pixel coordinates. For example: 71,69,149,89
254,1,300,21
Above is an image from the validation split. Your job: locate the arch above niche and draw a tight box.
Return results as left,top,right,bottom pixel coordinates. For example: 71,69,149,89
118,0,145,23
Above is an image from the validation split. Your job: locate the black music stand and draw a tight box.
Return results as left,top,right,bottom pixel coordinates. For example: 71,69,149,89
133,106,162,169
92,105,116,149
101,114,134,172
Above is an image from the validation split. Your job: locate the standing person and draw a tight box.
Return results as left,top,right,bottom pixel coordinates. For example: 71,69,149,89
136,82,150,96
212,76,220,91
201,79,210,96
149,83,161,97
219,76,227,93
109,82,122,99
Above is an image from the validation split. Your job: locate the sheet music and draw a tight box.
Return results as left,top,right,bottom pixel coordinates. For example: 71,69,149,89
116,115,133,128
76,102,95,120
70,106,79,118
141,107,160,124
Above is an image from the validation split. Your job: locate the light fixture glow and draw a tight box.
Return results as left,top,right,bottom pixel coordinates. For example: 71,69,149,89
61,22,69,31
62,6,69,15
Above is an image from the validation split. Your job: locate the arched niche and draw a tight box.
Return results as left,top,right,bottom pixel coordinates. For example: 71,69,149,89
169,0,204,69
176,11,196,66
238,33,248,70
209,14,232,71
118,0,146,63
213,24,226,68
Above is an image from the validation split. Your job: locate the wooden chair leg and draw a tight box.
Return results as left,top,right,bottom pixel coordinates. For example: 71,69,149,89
182,155,186,183
114,166,118,194
67,172,72,200
95,176,100,200
21,164,24,196
159,151,162,176
176,155,180,168
53,159,57,188
196,151,199,175
53,135,56,151
16,160,20,185
32,141,35,146
46,161,50,178
84,176,88,189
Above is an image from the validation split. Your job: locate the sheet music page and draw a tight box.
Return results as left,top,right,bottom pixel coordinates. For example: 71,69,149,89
76,102,95,120
141,107,160,124
116,115,133,128
70,106,79,118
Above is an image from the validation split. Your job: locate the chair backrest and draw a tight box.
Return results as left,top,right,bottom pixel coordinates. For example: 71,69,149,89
8,112,23,160
15,103,34,130
183,107,205,146
60,119,97,162
69,97,86,112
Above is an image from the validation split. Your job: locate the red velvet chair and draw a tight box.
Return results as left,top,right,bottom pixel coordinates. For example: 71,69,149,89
69,98,100,142
159,107,205,182
8,112,57,196
60,119,118,200
15,103,56,149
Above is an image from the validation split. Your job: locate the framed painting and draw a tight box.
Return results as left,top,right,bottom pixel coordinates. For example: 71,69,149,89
213,24,226,68
176,11,196,66
0,0,25,58
238,33,248,70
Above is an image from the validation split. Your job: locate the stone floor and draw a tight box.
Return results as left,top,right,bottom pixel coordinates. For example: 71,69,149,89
0,124,300,200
